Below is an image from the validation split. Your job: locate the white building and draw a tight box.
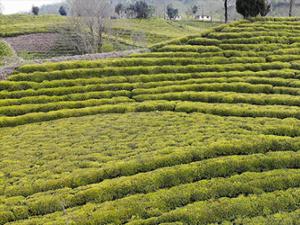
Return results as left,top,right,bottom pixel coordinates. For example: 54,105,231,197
195,15,212,22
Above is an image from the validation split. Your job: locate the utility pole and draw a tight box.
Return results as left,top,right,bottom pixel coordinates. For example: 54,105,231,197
224,0,228,23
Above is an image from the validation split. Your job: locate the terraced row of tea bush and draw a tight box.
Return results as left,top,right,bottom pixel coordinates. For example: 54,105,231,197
1,17,300,224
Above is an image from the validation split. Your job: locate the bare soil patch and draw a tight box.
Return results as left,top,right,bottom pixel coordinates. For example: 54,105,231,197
4,33,60,53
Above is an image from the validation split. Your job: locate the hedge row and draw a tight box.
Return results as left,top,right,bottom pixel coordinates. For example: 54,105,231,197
16,57,266,73
4,168,300,224
0,79,243,104
292,61,300,70
133,81,300,96
154,45,221,53
12,151,300,225
264,125,300,138
254,21,300,25
222,36,300,45
236,76,300,88
3,149,300,221
0,101,176,128
175,101,300,119
4,135,298,197
133,76,300,92
10,69,300,91
0,90,131,107
127,50,266,58
1,76,298,106
208,31,300,40
3,79,297,102
187,37,221,46
0,97,133,117
221,26,300,33
204,50,267,57
237,23,300,30
249,17,300,22
150,35,201,50
130,52,202,58
0,85,133,99
219,44,287,51
134,91,300,107
9,62,291,82
60,171,300,225
267,55,300,62
2,69,297,93
129,188,300,225
274,48,300,55
133,82,276,95
0,92,300,127
234,209,300,225
130,76,300,90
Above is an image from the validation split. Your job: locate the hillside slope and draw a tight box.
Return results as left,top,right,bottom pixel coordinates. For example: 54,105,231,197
0,15,219,59
1,17,300,224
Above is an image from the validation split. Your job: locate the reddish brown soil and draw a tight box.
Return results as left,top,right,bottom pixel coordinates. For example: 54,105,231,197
4,33,60,53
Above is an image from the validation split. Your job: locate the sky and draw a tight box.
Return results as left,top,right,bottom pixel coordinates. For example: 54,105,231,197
1,0,64,14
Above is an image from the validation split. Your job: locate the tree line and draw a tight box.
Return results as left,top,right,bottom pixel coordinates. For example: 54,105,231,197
28,0,297,24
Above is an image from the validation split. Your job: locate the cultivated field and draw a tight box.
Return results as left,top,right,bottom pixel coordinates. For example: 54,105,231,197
1,17,300,224
0,15,65,37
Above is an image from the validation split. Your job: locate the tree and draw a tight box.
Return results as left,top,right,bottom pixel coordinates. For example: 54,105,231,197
133,1,153,19
62,0,112,54
167,4,179,20
115,3,125,17
32,6,40,15
152,0,171,18
125,1,153,19
236,0,271,18
289,0,295,17
59,6,67,16
260,0,271,16
125,4,136,18
192,5,198,15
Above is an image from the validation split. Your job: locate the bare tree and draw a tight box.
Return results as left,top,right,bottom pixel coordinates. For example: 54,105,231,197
152,0,171,19
289,0,295,17
62,0,112,54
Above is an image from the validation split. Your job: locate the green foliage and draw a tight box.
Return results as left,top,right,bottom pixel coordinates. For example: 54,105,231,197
0,40,13,65
10,62,290,82
236,0,271,18
131,188,300,224
17,57,266,73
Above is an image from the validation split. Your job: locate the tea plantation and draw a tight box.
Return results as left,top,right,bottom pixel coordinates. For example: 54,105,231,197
1,17,300,224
